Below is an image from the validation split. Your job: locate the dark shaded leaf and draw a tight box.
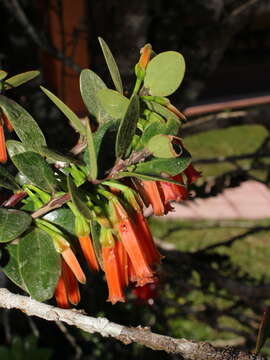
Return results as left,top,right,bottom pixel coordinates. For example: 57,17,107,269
40,86,86,135
18,228,61,301
67,176,92,220
97,89,129,119
144,51,185,96
38,146,84,166
115,95,139,158
86,120,97,180
114,171,188,185
80,69,110,122
4,71,40,89
3,244,27,291
0,95,46,148
0,208,32,243
43,208,76,236
0,164,20,190
11,151,57,192
90,219,103,269
98,37,123,94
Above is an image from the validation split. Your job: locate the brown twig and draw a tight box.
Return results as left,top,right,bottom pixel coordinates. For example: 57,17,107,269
31,193,70,219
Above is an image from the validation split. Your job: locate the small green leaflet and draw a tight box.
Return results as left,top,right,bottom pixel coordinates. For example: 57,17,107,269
40,86,86,136
144,51,185,96
4,71,40,90
86,120,98,180
0,95,46,149
0,208,32,243
80,69,110,122
115,95,140,158
98,37,123,94
97,88,129,119
67,176,92,220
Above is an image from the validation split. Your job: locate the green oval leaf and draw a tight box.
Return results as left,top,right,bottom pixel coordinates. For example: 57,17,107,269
0,209,32,243
0,95,46,148
0,70,8,81
144,51,185,96
115,95,139,158
67,176,92,220
43,208,75,236
98,37,123,94
40,86,86,136
146,134,181,158
0,164,20,190
80,69,110,122
4,71,40,90
97,89,129,119
130,148,191,177
11,151,57,192
3,244,27,292
86,120,97,180
6,140,32,157
144,100,181,123
18,228,61,301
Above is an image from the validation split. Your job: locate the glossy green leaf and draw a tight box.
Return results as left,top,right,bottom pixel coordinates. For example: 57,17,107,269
3,244,27,291
11,151,57,192
18,228,61,301
255,307,270,354
97,88,129,119
40,86,86,135
6,140,32,157
0,164,20,190
115,95,139,158
38,146,83,166
90,219,103,269
129,148,191,177
80,69,110,122
144,51,185,96
86,120,97,180
141,118,179,146
43,208,76,236
0,95,46,148
98,37,123,94
4,71,40,89
0,208,32,243
0,70,8,81
67,176,92,220
146,134,181,158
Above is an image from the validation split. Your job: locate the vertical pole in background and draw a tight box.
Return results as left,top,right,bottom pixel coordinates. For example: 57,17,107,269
42,0,89,116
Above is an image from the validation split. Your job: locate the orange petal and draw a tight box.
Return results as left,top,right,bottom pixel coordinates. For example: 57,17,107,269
62,260,80,305
139,44,152,69
54,274,70,308
102,246,125,304
115,239,129,287
79,235,99,272
2,111,13,132
62,248,86,284
0,125,7,164
141,181,165,216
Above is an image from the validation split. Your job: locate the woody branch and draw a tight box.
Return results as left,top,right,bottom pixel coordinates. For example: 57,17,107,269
0,288,265,360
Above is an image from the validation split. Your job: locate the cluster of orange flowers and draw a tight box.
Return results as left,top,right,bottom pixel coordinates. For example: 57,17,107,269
55,164,201,308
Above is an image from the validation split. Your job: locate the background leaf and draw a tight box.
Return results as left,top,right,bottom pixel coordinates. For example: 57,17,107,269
11,151,57,192
98,37,123,94
0,164,20,190
0,208,32,243
115,95,139,158
18,228,61,301
80,69,110,122
0,95,46,149
40,86,86,136
97,88,129,119
144,51,185,96
4,71,40,89
255,307,270,354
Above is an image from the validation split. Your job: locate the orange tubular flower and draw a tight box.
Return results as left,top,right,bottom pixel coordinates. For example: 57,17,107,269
78,235,99,272
158,174,189,205
102,244,125,304
184,164,202,184
115,239,129,287
62,260,80,305
61,247,86,284
0,125,7,164
139,44,152,69
55,274,70,308
140,180,165,216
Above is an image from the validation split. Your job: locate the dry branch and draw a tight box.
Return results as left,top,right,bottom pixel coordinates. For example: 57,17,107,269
0,288,266,360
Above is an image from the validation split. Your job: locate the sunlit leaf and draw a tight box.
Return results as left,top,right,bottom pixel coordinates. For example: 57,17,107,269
40,86,86,136
18,228,61,301
146,134,181,158
80,69,110,122
144,51,185,96
0,208,32,243
97,88,129,119
0,95,46,149
6,140,32,157
115,95,139,158
4,71,40,89
144,100,181,123
98,37,123,94
0,70,8,81
11,151,57,192
141,118,179,146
